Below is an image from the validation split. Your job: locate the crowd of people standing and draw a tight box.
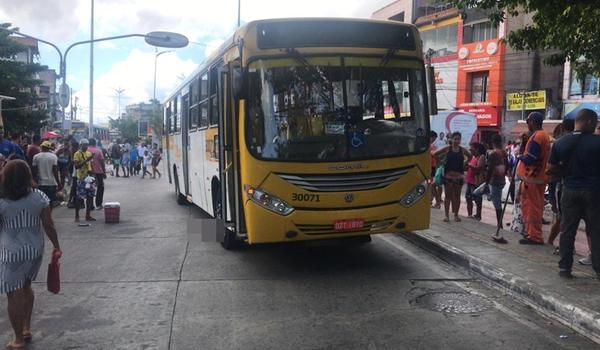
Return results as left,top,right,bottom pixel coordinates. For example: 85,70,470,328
430,109,600,279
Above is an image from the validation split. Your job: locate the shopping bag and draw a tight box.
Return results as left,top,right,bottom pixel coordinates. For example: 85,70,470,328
433,166,444,186
473,182,489,197
47,249,61,294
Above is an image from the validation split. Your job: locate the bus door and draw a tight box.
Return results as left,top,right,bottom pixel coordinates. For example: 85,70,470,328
181,93,190,196
217,63,243,234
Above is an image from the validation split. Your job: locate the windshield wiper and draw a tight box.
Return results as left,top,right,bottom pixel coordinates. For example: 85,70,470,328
379,48,399,67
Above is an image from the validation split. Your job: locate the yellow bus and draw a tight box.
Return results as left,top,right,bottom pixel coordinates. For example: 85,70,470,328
164,18,432,249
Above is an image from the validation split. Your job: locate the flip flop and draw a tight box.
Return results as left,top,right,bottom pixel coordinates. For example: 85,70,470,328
5,340,24,349
492,236,508,244
443,217,450,223
23,331,32,343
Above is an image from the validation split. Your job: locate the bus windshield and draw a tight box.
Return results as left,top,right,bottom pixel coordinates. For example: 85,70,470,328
246,57,429,162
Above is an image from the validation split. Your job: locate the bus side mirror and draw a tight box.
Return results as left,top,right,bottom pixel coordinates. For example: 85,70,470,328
426,65,438,116
232,67,247,100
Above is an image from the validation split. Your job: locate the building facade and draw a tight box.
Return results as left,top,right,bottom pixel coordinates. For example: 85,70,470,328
372,1,566,142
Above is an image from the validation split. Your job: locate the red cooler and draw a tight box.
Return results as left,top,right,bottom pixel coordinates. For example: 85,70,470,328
104,202,120,223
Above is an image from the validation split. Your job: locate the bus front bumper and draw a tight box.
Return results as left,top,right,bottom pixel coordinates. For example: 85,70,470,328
243,196,430,244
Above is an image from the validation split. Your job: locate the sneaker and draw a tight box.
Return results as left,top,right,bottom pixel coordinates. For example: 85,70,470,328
578,254,592,266
96,205,104,210
559,270,574,279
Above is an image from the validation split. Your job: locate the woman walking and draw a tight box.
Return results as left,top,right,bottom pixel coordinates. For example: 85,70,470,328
435,132,470,222
0,160,61,349
151,143,162,179
485,134,509,243
465,142,487,220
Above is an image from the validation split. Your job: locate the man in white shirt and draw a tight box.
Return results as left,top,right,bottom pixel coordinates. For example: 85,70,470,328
433,131,447,149
32,141,61,208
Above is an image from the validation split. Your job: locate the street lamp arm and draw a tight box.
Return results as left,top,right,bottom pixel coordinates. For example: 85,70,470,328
0,28,64,75
63,33,148,78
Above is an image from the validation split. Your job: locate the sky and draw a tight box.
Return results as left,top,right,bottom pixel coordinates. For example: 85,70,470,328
0,0,391,125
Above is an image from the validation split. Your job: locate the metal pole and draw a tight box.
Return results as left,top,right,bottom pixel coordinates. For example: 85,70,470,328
521,90,526,120
237,0,241,27
89,0,94,139
153,47,158,101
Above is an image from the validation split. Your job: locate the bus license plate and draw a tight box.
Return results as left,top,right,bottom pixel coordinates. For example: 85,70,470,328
334,219,364,231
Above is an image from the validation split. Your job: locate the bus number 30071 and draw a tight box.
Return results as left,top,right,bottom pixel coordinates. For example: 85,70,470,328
291,193,320,202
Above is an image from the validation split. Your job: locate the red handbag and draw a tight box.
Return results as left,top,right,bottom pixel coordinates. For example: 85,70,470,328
47,249,61,294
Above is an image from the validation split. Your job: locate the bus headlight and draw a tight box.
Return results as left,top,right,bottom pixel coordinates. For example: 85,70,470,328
400,181,428,207
245,186,294,216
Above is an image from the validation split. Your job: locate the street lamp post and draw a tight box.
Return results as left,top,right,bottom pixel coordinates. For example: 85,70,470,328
153,48,173,101
0,27,188,136
114,88,125,119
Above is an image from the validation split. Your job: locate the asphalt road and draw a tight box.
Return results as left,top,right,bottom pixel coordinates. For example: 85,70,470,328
0,175,597,350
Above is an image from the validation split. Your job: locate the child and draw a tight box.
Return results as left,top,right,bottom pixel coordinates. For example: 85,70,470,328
142,150,152,179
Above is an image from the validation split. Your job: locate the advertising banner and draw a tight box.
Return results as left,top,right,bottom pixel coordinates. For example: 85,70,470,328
430,111,478,148
506,90,546,111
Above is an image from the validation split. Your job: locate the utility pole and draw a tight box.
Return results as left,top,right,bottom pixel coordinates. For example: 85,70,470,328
115,88,125,119
237,0,241,27
89,0,95,139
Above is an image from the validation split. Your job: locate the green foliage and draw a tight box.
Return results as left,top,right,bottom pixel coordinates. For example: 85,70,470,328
0,23,51,133
109,117,139,143
450,1,600,78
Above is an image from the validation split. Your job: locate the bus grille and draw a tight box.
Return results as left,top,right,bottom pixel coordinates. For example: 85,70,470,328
277,166,413,192
295,217,396,235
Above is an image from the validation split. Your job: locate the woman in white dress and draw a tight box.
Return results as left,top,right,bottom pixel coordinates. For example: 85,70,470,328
0,160,61,349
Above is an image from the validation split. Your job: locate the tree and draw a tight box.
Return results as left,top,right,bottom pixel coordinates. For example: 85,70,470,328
148,99,163,141
0,23,50,133
109,117,139,143
450,1,600,79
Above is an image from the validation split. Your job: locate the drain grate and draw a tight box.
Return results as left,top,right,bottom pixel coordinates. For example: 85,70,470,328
414,291,492,314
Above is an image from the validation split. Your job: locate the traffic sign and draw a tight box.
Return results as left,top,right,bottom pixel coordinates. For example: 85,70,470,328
59,83,70,108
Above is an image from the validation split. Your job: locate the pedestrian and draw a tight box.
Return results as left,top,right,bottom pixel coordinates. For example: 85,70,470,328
8,133,25,161
73,139,95,222
547,119,575,253
142,150,153,178
129,145,138,176
0,160,61,349
88,138,106,210
434,132,471,222
485,134,509,243
517,112,551,245
31,141,61,210
121,141,130,178
151,143,162,179
0,128,17,159
547,109,600,279
430,131,442,209
26,135,41,167
54,138,71,193
465,142,486,221
67,138,80,208
110,139,123,177
137,142,148,176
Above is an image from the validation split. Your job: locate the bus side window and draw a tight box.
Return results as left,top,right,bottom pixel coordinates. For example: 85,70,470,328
199,73,209,128
209,66,219,126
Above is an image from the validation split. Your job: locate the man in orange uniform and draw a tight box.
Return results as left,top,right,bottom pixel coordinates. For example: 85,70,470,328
517,112,551,244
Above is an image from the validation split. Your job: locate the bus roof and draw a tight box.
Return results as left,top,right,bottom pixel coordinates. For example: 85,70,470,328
164,17,422,103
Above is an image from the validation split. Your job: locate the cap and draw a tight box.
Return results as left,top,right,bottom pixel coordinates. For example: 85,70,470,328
526,111,544,124
40,140,53,149
79,138,89,145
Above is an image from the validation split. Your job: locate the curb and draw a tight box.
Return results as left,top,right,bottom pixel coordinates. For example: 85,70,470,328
400,232,600,344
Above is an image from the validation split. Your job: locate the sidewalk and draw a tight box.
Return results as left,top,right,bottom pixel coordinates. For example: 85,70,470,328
400,208,600,343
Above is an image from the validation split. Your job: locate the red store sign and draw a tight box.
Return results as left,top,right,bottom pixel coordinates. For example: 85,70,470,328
460,106,499,127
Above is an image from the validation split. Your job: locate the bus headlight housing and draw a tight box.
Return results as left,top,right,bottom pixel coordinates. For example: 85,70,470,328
400,181,428,207
245,186,294,216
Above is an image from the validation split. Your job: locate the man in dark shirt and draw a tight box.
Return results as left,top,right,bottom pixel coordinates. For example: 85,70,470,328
27,134,41,166
548,108,600,279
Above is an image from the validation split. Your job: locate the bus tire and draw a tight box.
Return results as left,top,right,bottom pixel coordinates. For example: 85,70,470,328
173,167,187,205
220,230,244,250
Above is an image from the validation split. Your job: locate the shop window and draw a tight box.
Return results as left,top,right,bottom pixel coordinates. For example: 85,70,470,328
569,71,599,97
421,24,458,56
463,21,497,44
470,72,489,103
